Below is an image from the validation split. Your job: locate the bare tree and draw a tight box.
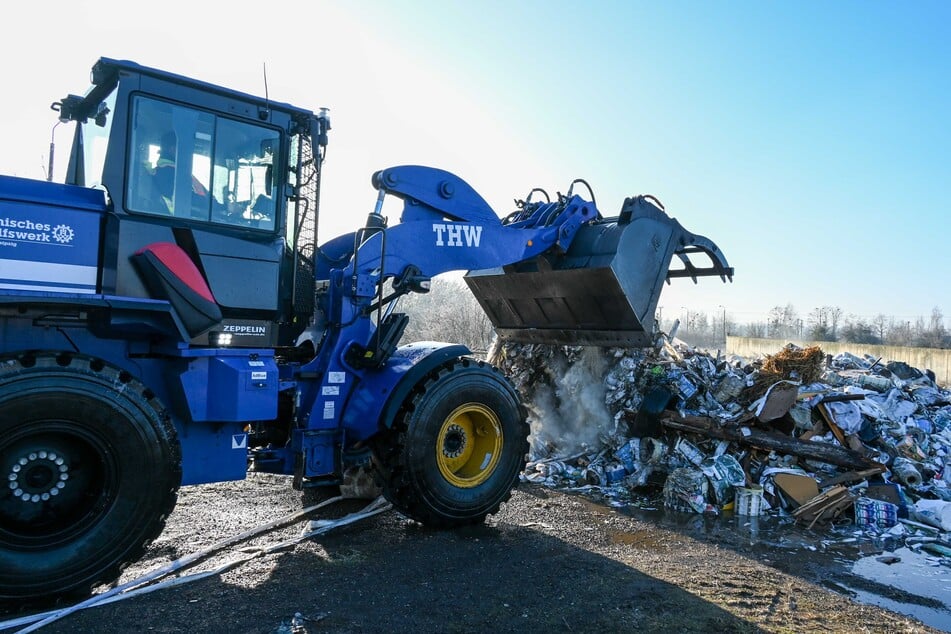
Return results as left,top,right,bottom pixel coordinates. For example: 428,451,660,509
398,276,495,354
913,316,928,347
841,316,879,344
767,304,798,339
916,306,948,348
888,319,915,346
807,306,835,341
872,314,889,344
929,306,944,330
735,306,946,349
746,322,767,338
688,311,712,346
828,306,844,339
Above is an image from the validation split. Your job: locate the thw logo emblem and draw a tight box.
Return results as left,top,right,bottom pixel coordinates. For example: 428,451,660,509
433,223,483,247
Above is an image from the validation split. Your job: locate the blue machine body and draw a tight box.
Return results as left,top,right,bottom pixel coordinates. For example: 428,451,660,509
0,176,103,294
0,57,732,491
0,57,740,605
0,59,601,490
0,163,590,488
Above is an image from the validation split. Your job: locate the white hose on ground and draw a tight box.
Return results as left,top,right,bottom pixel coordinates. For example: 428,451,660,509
5,495,390,633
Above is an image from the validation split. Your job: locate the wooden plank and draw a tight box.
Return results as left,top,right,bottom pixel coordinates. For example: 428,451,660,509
815,402,848,447
660,415,876,470
817,467,885,489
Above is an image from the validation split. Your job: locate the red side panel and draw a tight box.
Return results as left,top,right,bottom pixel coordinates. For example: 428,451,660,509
134,242,216,303
132,242,222,337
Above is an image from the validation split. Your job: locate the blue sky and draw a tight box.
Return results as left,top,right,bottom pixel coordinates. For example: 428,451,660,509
1,1,948,327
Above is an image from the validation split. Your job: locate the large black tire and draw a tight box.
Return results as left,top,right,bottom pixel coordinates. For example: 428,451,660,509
372,357,529,527
0,352,181,603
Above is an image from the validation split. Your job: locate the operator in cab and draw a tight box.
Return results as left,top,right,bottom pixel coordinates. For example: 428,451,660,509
152,132,210,216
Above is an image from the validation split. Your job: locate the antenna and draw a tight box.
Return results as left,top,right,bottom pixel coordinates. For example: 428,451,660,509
263,62,269,107
258,62,270,120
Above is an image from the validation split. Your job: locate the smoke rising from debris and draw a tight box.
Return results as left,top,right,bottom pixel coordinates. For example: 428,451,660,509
513,347,617,458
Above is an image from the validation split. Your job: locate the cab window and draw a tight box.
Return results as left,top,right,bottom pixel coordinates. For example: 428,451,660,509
126,95,279,231
79,91,116,189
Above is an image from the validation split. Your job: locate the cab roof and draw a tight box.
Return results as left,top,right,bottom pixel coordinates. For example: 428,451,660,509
92,57,318,119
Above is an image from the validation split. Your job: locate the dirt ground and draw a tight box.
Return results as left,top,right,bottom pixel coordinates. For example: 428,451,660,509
1,473,945,634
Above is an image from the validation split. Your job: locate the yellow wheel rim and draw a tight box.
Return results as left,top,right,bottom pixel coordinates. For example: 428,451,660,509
435,403,503,488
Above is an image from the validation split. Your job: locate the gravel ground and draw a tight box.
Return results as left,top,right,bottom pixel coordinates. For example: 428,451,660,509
1,473,943,634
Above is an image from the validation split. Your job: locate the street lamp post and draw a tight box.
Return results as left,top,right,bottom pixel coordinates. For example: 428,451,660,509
718,305,726,346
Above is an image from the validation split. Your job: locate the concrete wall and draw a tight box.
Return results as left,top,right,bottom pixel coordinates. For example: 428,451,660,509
726,337,950,387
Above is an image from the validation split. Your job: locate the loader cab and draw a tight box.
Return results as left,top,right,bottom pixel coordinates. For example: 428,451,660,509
58,58,324,347
124,96,279,232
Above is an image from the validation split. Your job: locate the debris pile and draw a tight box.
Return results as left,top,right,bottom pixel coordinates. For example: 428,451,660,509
491,337,951,560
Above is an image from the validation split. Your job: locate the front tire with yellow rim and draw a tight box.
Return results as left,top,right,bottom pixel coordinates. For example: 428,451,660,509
372,357,528,527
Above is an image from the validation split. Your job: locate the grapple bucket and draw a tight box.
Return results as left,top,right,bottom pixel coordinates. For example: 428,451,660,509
464,196,733,347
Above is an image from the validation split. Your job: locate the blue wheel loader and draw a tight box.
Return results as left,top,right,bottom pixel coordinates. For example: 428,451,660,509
0,58,732,602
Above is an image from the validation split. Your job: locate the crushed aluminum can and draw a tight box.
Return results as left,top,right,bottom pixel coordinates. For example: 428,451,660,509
819,369,846,387
700,454,747,505
853,373,892,392
583,464,605,486
627,465,654,488
788,403,814,431
734,485,765,516
895,436,928,462
890,457,923,488
643,437,668,463
934,407,951,430
614,438,641,473
663,467,709,514
674,437,706,466
912,417,933,434
535,461,566,478
712,373,745,404
855,496,899,529
676,374,699,400
604,463,628,484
